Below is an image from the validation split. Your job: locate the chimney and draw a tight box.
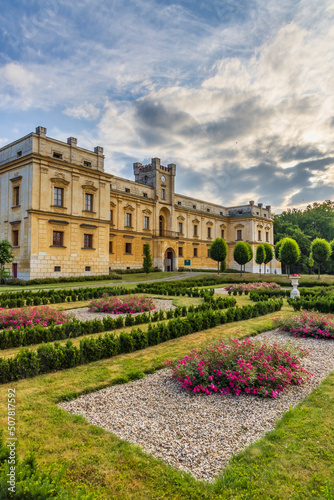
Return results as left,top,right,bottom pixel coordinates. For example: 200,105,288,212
35,126,47,137
67,137,77,146
258,203,263,208
249,200,254,206
94,146,103,155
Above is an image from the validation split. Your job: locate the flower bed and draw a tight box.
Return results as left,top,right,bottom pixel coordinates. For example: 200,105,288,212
88,294,155,314
274,311,334,340
167,337,311,398
225,282,281,295
0,306,72,330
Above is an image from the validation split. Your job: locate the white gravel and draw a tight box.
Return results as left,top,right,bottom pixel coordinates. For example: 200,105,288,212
59,330,334,481
65,298,175,322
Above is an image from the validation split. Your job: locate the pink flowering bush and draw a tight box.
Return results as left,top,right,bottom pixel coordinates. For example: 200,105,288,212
225,282,281,293
0,306,72,330
166,337,311,398
274,310,334,340
88,294,155,314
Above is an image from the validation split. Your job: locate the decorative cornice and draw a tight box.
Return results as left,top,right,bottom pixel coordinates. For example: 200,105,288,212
82,183,97,192
110,201,117,208
177,216,185,222
206,221,214,226
9,175,22,182
124,204,135,212
192,218,200,224
235,224,245,229
143,208,152,215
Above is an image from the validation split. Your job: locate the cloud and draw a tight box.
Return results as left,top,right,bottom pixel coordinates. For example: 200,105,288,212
0,0,333,212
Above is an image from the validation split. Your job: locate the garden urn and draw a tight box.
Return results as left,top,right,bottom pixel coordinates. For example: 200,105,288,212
290,275,300,299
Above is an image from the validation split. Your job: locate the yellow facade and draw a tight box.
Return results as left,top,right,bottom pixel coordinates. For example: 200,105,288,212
0,127,281,279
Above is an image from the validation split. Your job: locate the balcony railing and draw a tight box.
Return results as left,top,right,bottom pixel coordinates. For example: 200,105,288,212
153,230,180,239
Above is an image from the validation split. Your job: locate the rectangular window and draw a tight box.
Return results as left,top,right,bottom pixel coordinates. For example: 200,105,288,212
54,187,64,207
178,222,183,234
178,247,183,257
221,229,225,239
17,151,22,157
125,213,132,227
193,247,198,257
266,232,269,242
178,201,181,206
84,234,93,248
110,210,113,223
194,225,198,237
13,186,20,206
53,231,64,247
125,242,132,254
143,193,148,198
207,248,210,257
85,193,93,211
125,188,130,193
85,266,91,272
84,161,92,167
109,241,113,253
208,227,211,238
207,208,210,212
237,229,242,241
258,230,262,241
54,266,61,272
53,152,62,159
12,230,19,246
193,205,196,209
144,216,149,229
161,188,166,200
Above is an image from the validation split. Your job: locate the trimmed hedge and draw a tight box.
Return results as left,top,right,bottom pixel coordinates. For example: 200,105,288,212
249,289,290,302
0,286,131,309
0,296,237,350
287,296,334,313
4,273,122,286
0,299,283,384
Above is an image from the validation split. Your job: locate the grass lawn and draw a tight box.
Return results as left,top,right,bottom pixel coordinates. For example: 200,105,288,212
2,292,333,499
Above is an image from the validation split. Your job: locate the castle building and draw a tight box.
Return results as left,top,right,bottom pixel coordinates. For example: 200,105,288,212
0,127,281,279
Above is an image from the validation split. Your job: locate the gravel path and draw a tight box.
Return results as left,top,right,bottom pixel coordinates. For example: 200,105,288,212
66,299,175,322
59,330,334,481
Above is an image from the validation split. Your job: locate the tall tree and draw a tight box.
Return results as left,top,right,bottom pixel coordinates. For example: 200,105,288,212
310,238,332,279
233,242,249,277
0,240,14,284
209,238,227,273
263,243,273,274
143,243,153,274
279,238,301,276
255,244,265,276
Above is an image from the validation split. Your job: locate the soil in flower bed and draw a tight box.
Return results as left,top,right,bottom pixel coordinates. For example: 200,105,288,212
59,329,334,482
66,299,175,322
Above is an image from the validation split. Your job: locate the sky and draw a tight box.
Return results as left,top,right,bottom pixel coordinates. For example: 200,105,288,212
0,0,333,213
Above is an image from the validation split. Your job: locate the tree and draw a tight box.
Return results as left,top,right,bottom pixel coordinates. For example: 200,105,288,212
308,252,314,274
0,240,14,285
245,242,253,273
263,243,273,274
255,244,265,276
279,238,301,276
143,244,153,274
220,258,226,273
274,240,282,261
233,242,250,277
310,238,332,279
209,238,227,273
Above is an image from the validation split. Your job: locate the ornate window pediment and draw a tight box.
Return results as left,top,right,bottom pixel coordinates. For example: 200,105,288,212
143,208,152,215
51,177,70,186
110,201,116,208
124,204,135,211
177,215,185,222
220,223,226,228
82,181,97,192
257,224,264,229
235,224,244,229
192,218,200,224
206,221,213,226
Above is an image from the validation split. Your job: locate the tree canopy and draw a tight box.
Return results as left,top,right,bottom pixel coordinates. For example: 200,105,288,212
209,238,227,273
0,240,14,284
310,238,332,279
233,241,250,276
279,237,301,276
255,244,265,276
